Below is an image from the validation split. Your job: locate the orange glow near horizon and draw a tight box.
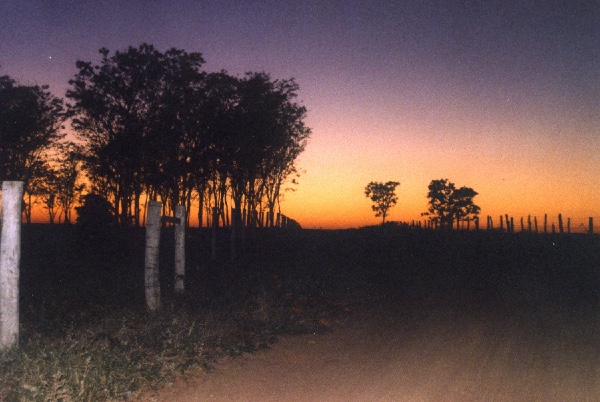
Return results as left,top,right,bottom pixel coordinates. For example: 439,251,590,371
280,89,600,231
4,4,598,232
21,80,600,233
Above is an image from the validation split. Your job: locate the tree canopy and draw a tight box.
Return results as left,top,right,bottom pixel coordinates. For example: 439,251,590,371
364,181,400,224
67,44,310,227
0,75,65,200
425,179,480,229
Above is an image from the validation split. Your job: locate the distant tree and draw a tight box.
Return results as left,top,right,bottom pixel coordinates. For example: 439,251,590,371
365,181,400,224
425,179,480,229
37,166,59,224
0,75,65,212
22,163,50,224
54,142,86,223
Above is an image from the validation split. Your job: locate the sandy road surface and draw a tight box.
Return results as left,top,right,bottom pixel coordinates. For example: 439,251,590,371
140,300,600,402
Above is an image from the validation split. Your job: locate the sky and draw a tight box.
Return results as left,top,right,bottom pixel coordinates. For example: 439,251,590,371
1,0,599,230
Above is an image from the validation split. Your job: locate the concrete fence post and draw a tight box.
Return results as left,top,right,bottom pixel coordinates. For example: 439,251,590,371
0,181,24,350
174,204,186,294
145,201,162,311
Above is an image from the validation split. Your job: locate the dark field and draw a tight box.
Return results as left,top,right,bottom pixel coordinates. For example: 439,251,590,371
3,225,600,400
19,225,600,326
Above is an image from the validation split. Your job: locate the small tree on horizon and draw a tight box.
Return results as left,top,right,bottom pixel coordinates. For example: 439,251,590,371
365,181,400,225
425,179,480,229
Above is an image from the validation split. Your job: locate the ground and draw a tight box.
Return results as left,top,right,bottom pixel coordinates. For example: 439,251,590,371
139,298,600,401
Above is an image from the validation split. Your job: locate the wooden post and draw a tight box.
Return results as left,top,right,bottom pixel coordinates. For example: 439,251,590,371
558,213,563,234
500,215,504,231
544,214,548,233
520,217,524,232
589,217,594,234
145,201,162,311
510,217,514,233
1,181,24,350
567,217,571,234
527,215,532,232
174,205,186,294
534,216,538,233
505,214,510,232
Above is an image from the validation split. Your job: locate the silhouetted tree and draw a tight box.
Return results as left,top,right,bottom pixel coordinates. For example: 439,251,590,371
37,166,59,224
227,72,310,228
54,142,86,223
365,181,400,224
142,48,207,215
67,44,310,231
67,44,205,226
0,75,65,215
425,179,480,229
75,193,117,229
193,71,238,227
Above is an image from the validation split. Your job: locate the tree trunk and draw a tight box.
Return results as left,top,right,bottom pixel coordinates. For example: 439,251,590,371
134,190,140,227
211,207,219,261
144,201,162,311
1,181,24,350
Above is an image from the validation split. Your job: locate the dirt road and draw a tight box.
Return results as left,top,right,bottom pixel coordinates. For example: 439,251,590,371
141,300,600,401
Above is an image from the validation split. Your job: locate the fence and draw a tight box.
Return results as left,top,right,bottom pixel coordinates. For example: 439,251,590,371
145,201,186,312
398,214,597,234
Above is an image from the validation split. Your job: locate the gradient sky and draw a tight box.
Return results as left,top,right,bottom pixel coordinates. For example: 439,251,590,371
1,1,599,230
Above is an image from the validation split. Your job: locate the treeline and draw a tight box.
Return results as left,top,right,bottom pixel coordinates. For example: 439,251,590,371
0,44,310,227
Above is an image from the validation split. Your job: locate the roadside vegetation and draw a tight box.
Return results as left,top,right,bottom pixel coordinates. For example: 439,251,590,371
0,226,350,401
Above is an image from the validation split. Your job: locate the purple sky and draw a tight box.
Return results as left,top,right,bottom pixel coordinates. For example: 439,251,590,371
1,1,599,228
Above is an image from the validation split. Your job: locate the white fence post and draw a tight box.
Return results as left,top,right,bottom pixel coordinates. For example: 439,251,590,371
1,181,24,350
145,201,162,311
174,204,186,294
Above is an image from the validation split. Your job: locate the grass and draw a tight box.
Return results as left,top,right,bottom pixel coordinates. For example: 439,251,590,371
1,224,599,400
0,225,351,401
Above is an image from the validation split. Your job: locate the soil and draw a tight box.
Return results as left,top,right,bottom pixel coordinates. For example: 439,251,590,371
138,299,600,401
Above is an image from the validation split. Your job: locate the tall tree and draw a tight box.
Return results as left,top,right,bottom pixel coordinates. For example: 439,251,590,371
67,44,205,226
0,75,65,209
425,179,480,229
193,71,238,227
227,72,310,228
365,181,400,224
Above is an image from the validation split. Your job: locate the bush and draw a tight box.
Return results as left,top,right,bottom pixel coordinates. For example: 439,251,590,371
75,194,117,229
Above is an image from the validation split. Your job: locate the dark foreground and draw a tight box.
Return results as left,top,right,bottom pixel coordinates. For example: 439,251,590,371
145,228,600,401
3,225,600,400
